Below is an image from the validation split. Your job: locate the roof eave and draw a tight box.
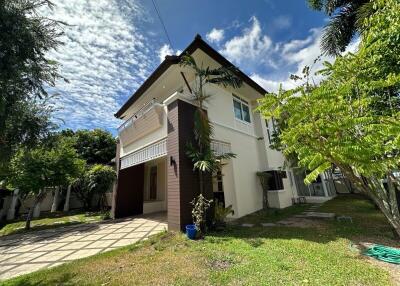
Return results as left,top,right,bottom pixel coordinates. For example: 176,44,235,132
114,35,267,119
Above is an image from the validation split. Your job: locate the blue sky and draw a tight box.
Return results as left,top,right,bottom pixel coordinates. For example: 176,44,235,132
42,0,340,134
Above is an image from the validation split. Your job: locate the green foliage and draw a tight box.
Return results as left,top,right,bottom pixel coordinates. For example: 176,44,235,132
9,138,85,196
61,129,116,165
86,164,116,195
212,201,234,228
180,54,241,189
180,54,242,236
73,164,116,210
0,0,62,176
258,0,400,235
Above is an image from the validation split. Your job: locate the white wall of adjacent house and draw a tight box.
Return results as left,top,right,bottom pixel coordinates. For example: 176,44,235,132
1,190,114,221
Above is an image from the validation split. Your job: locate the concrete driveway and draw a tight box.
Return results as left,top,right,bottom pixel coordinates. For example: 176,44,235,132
0,212,167,280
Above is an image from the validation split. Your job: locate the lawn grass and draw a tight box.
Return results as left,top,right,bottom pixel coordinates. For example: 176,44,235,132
2,194,398,286
233,203,310,225
0,211,105,237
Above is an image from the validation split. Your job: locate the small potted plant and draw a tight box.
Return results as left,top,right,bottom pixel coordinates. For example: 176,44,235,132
186,194,212,239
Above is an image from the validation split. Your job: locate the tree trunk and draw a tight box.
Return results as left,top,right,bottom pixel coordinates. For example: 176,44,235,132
199,171,204,195
25,190,46,230
25,205,34,230
63,185,71,212
339,166,400,238
51,186,60,212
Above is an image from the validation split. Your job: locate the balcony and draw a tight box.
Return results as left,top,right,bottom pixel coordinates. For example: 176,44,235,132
211,140,232,156
120,138,167,170
118,100,166,148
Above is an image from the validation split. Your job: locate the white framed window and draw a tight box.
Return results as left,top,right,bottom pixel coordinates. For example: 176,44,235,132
233,94,251,123
265,118,277,144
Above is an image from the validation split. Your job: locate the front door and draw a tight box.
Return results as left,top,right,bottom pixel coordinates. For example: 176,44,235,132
149,166,157,200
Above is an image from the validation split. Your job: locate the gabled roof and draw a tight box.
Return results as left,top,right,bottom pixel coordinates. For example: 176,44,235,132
115,34,267,119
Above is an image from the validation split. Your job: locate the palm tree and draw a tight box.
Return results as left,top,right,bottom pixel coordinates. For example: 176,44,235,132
308,0,373,56
179,54,242,195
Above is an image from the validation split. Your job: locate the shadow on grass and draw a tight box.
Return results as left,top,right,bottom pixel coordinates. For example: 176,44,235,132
2,272,76,286
209,194,398,248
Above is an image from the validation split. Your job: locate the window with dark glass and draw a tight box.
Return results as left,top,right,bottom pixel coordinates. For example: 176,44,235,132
233,94,251,123
233,100,243,121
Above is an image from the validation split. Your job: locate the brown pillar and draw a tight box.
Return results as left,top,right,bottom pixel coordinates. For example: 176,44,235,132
113,163,145,218
167,99,213,231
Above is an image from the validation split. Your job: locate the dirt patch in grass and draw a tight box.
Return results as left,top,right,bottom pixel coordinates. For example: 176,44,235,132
277,217,328,228
209,259,232,270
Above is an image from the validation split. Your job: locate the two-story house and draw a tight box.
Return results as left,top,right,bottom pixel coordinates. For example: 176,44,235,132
110,35,336,231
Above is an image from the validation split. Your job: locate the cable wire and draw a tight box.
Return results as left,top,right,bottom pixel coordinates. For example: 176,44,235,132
151,0,174,50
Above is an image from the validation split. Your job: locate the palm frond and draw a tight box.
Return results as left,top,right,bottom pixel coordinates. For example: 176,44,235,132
324,0,348,15
204,66,243,89
321,4,358,56
179,53,199,73
215,152,236,161
355,1,376,33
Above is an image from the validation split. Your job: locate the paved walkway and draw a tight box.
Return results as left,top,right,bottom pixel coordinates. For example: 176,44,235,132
0,212,167,280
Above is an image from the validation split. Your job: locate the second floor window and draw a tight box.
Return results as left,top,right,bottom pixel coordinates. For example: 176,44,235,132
233,94,251,123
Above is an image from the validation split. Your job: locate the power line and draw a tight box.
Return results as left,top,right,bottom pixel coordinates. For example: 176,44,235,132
151,0,174,50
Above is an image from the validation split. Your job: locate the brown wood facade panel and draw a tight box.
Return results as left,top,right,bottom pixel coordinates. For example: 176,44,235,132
113,163,145,218
166,99,213,231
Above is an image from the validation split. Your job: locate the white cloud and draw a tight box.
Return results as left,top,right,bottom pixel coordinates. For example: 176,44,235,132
39,0,155,132
221,16,276,68
206,28,225,43
158,44,174,62
250,31,360,94
344,38,360,54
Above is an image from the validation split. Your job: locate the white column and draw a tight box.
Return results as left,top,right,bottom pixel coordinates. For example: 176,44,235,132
6,189,19,220
51,187,60,212
63,185,71,212
33,201,41,218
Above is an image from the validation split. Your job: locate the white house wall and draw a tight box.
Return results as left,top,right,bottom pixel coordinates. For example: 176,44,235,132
205,84,267,217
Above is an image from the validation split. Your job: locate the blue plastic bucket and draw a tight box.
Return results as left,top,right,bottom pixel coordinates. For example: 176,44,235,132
186,224,197,240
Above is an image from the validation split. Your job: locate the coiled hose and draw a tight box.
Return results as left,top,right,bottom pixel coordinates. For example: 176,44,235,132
364,245,400,264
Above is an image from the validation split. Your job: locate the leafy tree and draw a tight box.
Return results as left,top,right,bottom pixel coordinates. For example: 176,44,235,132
73,164,116,210
9,138,85,229
70,129,116,165
258,0,400,236
0,0,62,175
180,54,241,194
307,0,371,56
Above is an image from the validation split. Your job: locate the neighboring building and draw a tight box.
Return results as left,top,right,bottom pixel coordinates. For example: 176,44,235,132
111,35,337,230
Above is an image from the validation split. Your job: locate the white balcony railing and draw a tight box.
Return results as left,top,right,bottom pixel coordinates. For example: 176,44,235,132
211,140,231,156
120,138,167,170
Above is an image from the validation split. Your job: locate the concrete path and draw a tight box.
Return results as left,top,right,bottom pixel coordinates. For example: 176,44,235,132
0,212,167,280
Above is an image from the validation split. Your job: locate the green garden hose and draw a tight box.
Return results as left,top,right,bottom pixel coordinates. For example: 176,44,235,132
364,245,400,264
